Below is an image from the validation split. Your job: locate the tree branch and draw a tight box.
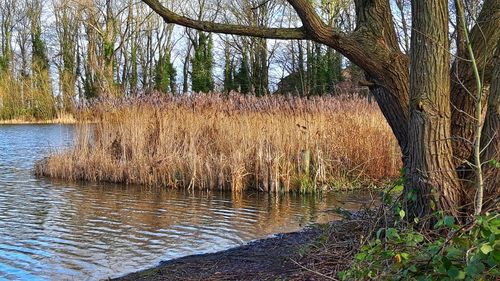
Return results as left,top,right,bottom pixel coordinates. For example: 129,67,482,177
286,0,337,42
141,0,307,40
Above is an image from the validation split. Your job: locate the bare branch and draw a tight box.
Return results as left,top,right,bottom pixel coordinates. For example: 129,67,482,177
141,0,308,40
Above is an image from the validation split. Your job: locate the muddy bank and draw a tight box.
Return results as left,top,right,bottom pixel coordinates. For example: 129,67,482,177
114,219,367,281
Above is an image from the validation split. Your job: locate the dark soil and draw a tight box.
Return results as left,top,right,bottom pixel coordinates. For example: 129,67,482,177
114,228,320,281
113,218,369,281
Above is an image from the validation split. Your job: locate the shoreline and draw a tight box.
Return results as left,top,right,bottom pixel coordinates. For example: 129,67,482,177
114,228,322,281
0,119,77,125
0,113,77,125
113,219,364,281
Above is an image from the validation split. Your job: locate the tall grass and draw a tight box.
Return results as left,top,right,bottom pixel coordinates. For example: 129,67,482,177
0,73,58,121
36,93,401,192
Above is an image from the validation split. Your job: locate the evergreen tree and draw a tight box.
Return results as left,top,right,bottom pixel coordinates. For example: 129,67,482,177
191,32,213,93
223,43,237,93
305,44,342,96
154,52,176,93
28,1,55,120
31,24,49,72
130,39,138,90
251,38,269,97
83,70,98,99
235,52,251,94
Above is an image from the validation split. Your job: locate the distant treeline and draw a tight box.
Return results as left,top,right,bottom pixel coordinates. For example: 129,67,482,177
0,0,364,121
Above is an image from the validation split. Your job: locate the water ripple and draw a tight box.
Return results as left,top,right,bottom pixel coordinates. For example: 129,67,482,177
0,124,375,280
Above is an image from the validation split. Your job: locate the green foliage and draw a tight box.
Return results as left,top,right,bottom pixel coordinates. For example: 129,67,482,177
103,40,114,63
31,24,49,72
235,52,251,94
251,40,268,97
294,174,315,194
83,71,98,99
154,52,176,93
488,159,500,169
0,55,9,73
340,183,500,281
130,42,138,89
307,44,341,96
223,44,237,93
191,32,214,93
278,43,342,96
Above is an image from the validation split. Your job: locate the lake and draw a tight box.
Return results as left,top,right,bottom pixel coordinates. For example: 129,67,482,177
0,124,375,280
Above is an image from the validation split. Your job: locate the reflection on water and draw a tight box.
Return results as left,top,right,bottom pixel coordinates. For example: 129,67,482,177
0,125,376,280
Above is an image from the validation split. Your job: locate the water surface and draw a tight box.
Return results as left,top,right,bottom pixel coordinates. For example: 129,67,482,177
0,124,375,280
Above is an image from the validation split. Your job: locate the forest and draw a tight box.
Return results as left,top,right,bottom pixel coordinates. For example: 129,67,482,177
0,0,361,121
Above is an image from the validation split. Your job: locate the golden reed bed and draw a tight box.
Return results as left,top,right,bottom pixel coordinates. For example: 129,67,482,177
36,93,401,192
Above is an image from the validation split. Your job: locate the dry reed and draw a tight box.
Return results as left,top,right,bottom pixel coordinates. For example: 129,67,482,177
0,113,76,124
36,93,401,192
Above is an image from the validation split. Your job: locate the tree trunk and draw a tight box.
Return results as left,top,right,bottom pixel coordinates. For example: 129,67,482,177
369,85,409,163
405,0,462,219
450,0,500,163
480,43,500,208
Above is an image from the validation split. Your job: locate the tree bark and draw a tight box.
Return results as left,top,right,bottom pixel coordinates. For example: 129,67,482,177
406,0,462,218
451,0,500,163
480,43,500,208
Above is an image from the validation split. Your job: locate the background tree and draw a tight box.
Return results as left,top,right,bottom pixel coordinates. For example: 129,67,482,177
27,0,56,120
54,0,80,114
222,40,237,93
0,0,15,74
191,31,214,93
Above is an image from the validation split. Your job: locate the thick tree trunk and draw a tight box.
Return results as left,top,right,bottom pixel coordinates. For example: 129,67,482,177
405,0,462,218
353,0,410,163
451,0,500,162
480,44,500,208
450,0,500,212
369,85,409,162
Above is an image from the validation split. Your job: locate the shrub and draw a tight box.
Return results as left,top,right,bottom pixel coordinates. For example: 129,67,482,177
340,189,499,280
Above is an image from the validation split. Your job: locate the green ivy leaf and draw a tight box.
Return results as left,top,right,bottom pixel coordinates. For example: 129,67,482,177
356,252,367,261
447,267,465,279
401,252,410,260
466,264,478,276
393,184,404,193
407,189,417,201
413,233,424,243
480,244,493,255
399,210,406,219
492,249,500,262
442,256,452,270
488,234,496,244
444,216,455,228
446,247,462,259
434,219,443,229
376,228,384,239
488,159,500,168
386,228,400,240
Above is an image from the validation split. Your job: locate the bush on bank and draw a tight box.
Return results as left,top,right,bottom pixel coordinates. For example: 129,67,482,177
339,181,499,281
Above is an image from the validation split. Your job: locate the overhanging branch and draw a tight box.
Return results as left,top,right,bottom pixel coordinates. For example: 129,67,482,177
141,0,308,40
